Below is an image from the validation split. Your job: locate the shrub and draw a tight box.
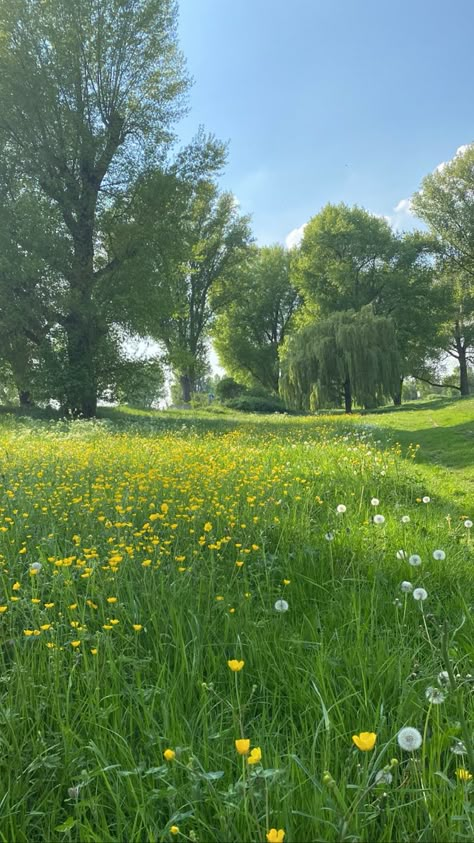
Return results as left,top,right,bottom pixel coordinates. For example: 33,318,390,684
225,394,288,414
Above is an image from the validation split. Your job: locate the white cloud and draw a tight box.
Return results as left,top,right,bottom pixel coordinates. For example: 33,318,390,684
285,223,306,250
435,142,473,173
385,197,415,231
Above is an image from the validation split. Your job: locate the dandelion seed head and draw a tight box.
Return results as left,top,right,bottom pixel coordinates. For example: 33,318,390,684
425,686,446,704
325,532,334,541
373,514,385,524
409,554,422,567
401,515,410,523
396,550,406,559
274,599,289,613
397,727,423,751
336,504,346,514
464,519,473,528
437,671,450,687
371,498,380,506
413,587,428,601
433,549,446,561
400,581,413,593
422,496,431,503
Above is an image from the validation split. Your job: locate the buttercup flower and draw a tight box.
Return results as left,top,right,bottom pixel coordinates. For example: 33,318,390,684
227,659,244,672
352,732,377,751
266,830,285,843
170,826,180,835
397,727,422,751
247,747,262,765
235,739,250,755
456,768,472,782
163,748,176,761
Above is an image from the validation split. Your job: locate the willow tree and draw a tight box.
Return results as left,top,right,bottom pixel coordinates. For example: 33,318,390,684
0,0,188,416
280,308,400,413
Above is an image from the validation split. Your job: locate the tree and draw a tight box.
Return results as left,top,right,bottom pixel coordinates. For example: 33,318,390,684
213,245,299,394
412,145,474,395
0,0,189,416
296,203,395,315
280,307,400,413
149,181,252,403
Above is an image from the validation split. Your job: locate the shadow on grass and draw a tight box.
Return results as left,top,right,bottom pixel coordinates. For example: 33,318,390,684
376,419,474,471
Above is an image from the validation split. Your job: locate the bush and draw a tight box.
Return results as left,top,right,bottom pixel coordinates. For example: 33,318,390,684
224,394,288,414
215,377,247,401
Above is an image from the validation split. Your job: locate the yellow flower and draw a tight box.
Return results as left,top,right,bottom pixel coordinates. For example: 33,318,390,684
456,768,472,782
0,606,7,613
71,640,81,648
247,747,262,765
40,624,51,631
90,648,98,655
12,581,21,591
204,522,212,532
107,597,118,604
235,739,250,755
132,624,143,631
44,602,55,608
266,830,285,843
352,732,377,751
170,826,179,835
227,659,244,672
31,598,41,604
163,748,176,761
23,629,34,636
142,559,152,567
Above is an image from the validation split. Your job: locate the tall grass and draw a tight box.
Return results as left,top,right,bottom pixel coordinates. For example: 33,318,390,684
0,411,472,842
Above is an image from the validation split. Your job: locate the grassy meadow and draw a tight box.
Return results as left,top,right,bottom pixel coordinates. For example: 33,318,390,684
0,398,472,842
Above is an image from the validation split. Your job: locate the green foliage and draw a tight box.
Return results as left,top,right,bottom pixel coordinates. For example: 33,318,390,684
224,394,288,414
413,146,474,394
213,246,299,393
281,308,400,411
215,377,248,400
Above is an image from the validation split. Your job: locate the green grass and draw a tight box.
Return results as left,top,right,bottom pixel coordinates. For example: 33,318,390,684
0,401,472,843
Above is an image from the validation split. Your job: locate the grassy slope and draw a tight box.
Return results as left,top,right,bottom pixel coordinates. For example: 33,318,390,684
0,399,472,842
362,397,474,509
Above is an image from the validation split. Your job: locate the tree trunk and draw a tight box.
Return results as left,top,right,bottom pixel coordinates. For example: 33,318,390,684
459,346,470,396
343,377,352,414
19,389,33,407
392,376,404,406
64,213,98,418
180,373,192,404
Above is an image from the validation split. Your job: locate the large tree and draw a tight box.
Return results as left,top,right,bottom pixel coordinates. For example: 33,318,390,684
0,0,188,416
148,181,252,403
213,245,299,394
280,307,400,413
412,145,474,395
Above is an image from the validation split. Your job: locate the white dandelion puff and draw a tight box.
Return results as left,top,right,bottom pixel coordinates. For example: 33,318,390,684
432,549,445,561
375,769,393,785
336,504,347,514
451,741,467,756
325,532,334,541
425,686,446,704
274,599,289,613
422,496,431,504
397,727,423,751
373,514,385,525
400,581,413,593
401,515,410,524
437,670,450,687
396,550,406,560
29,562,42,573
413,587,428,601
464,519,473,529
371,498,380,506
408,554,422,567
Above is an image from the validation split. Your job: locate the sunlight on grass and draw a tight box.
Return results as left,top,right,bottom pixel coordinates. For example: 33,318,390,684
0,409,472,842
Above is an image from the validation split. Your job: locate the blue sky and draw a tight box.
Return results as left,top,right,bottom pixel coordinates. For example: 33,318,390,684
176,0,474,247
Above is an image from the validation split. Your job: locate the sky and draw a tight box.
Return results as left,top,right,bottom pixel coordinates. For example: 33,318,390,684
176,0,474,248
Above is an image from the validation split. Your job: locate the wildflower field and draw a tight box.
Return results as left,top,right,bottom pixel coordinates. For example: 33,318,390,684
0,400,472,843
